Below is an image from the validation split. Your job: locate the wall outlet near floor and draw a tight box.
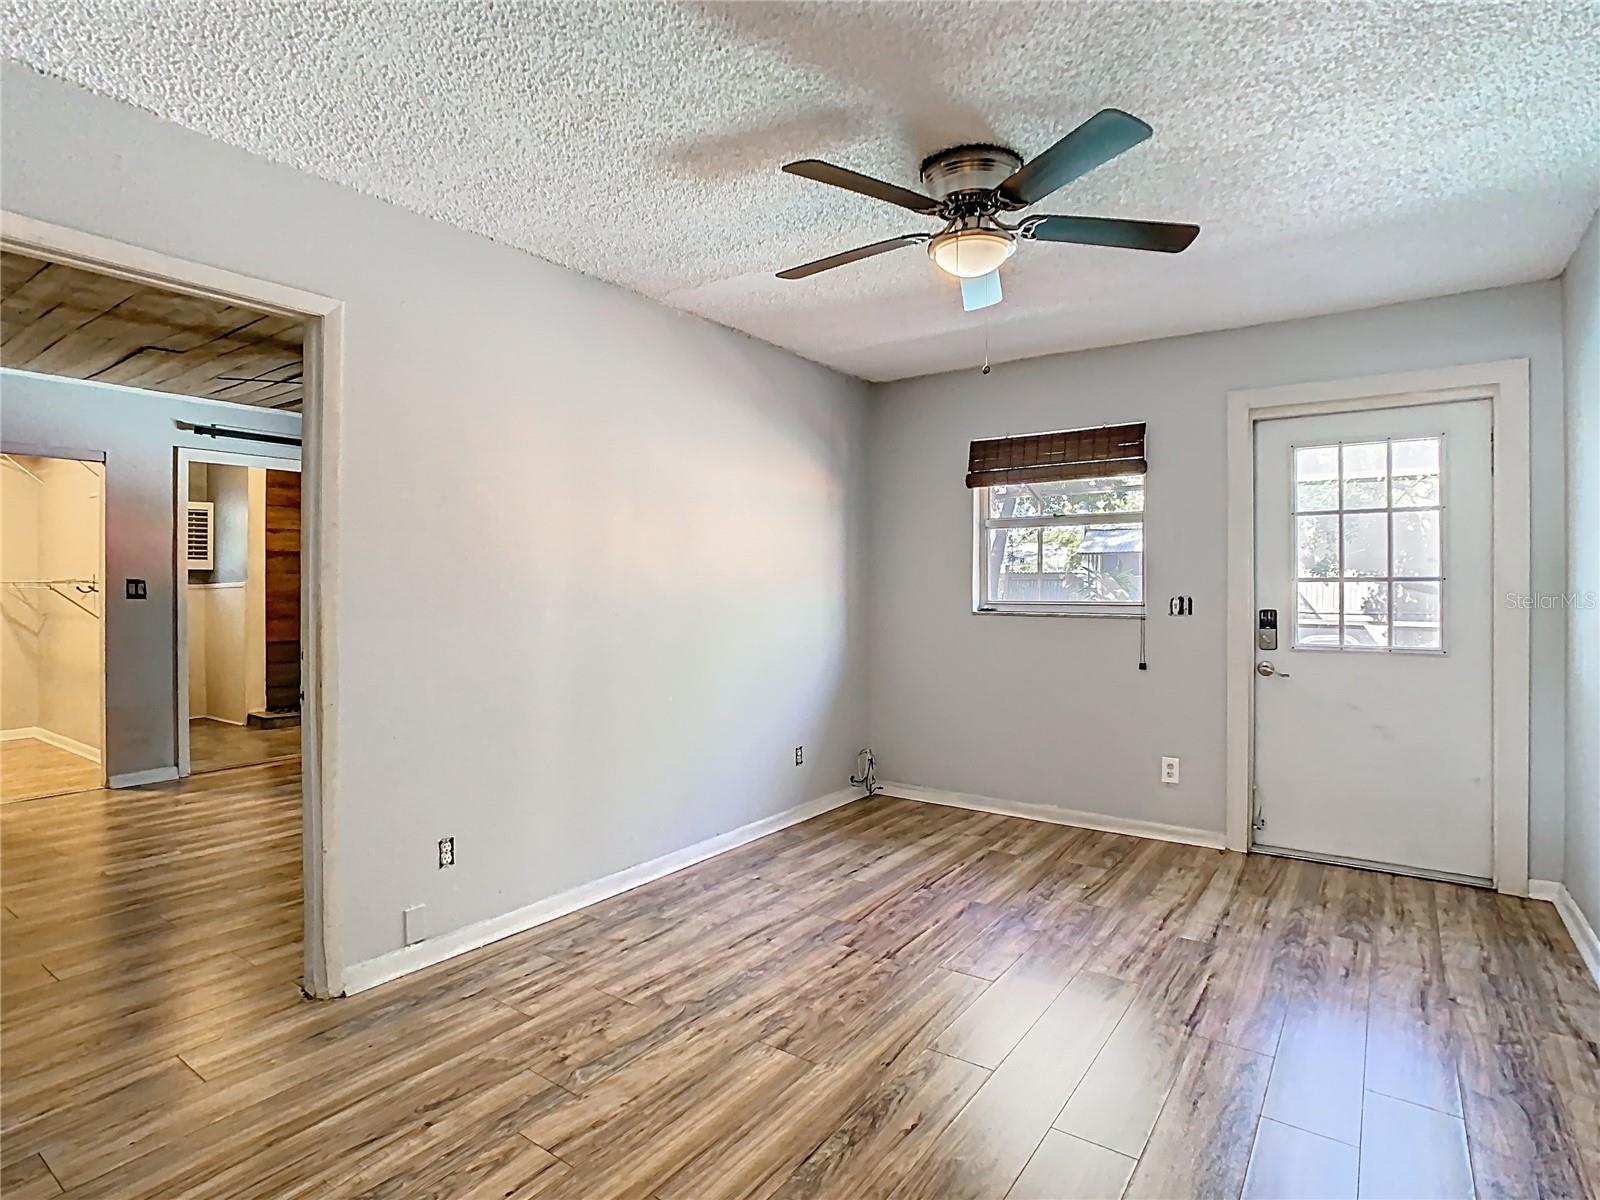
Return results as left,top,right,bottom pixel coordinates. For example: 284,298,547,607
794,746,804,766
1161,756,1181,785
437,837,454,868
403,904,427,945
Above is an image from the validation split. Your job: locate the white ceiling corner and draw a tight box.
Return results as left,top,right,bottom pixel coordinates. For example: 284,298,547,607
5,0,1598,381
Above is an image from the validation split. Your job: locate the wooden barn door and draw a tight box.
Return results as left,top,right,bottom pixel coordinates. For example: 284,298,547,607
264,470,301,713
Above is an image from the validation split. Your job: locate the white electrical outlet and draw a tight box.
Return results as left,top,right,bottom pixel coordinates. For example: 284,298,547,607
1161,756,1181,785
403,904,427,946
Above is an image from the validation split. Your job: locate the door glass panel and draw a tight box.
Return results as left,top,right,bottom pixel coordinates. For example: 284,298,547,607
1393,510,1440,577
1292,435,1443,652
1294,445,1339,511
1342,513,1388,577
1341,442,1388,509
1297,582,1340,648
1342,581,1390,648
1296,515,1338,577
1393,581,1443,650
1391,439,1440,506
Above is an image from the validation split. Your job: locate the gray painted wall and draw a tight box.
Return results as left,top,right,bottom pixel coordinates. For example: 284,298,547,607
866,283,1570,882
0,369,301,778
2,64,868,977
1563,209,1599,931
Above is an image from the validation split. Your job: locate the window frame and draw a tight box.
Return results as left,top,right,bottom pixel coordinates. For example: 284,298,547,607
971,476,1147,618
1288,434,1448,654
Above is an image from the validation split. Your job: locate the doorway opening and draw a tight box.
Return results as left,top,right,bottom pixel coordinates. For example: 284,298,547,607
1224,360,1531,896
0,215,340,996
180,453,303,776
0,453,106,802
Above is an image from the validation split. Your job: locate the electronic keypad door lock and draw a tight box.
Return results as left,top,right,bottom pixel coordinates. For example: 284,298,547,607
1257,608,1278,651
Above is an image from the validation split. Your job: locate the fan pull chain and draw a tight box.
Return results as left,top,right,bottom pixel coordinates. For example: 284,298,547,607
981,313,991,375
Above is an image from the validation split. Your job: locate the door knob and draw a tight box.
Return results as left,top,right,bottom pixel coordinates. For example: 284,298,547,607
1256,660,1290,678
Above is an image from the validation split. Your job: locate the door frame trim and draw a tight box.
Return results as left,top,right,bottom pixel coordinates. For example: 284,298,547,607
2,210,346,996
1224,360,1531,896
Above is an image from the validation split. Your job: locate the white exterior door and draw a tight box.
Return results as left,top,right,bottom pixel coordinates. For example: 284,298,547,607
1252,399,1494,881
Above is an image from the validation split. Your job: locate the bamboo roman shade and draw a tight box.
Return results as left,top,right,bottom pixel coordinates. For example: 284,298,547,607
965,422,1147,488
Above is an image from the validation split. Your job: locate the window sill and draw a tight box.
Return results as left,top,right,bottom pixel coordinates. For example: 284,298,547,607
973,606,1146,620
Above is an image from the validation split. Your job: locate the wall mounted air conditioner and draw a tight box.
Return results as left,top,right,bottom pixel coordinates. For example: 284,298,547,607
186,501,214,571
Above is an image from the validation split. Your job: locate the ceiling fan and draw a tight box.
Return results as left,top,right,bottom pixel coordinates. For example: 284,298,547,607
775,109,1198,311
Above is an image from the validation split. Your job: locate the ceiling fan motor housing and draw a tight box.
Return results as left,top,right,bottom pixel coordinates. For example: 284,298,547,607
919,145,1024,205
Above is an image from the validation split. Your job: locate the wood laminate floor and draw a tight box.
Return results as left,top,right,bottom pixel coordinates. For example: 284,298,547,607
188,719,302,775
1,767,1596,1199
0,738,102,803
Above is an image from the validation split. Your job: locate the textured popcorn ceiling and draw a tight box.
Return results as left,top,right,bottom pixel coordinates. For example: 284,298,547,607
5,1,1599,381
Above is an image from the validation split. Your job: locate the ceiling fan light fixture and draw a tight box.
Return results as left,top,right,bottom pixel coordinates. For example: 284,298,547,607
928,228,1015,279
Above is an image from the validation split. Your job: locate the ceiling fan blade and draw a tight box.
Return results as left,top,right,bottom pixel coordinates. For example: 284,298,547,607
783,160,942,216
996,109,1152,209
1025,215,1199,253
960,270,1003,312
775,234,928,280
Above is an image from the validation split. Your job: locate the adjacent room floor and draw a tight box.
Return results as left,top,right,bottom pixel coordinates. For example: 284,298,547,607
188,717,301,775
0,775,1594,1199
0,738,101,804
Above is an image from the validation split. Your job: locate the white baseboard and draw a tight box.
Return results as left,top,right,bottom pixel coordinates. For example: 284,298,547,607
1528,878,1561,902
1530,878,1600,991
879,780,1227,851
1,726,101,764
338,786,863,996
109,766,180,788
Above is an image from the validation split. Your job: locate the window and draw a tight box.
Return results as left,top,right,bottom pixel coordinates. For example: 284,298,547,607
1292,437,1443,651
968,423,1146,616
